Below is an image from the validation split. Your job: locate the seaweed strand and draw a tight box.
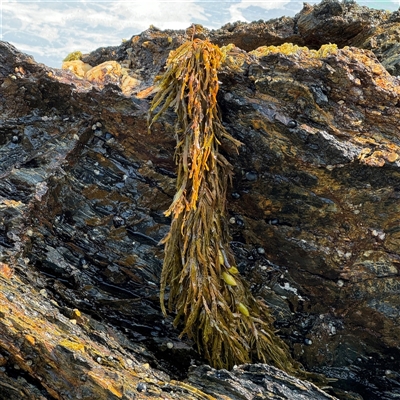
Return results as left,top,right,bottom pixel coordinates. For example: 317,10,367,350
148,33,300,373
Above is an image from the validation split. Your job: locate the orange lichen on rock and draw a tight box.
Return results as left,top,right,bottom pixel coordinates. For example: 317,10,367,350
85,61,123,84
120,73,141,95
25,334,36,346
0,262,13,279
358,148,399,167
62,60,93,78
87,372,123,398
345,49,400,94
381,150,399,163
59,339,85,352
1,199,24,208
63,60,141,95
0,274,214,398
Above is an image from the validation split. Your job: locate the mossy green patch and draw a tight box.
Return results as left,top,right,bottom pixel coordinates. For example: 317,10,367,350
63,51,83,62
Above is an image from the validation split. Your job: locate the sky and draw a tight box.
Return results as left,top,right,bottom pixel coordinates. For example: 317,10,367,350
1,0,399,68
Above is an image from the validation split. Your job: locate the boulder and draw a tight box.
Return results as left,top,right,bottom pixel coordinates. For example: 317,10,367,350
1,1,400,398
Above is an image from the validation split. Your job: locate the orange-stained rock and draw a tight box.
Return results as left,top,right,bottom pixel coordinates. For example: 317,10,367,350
62,60,93,77
120,73,141,95
85,60,122,84
2,1,400,398
0,263,13,279
67,60,142,95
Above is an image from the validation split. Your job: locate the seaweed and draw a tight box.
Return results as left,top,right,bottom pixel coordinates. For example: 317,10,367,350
250,42,339,58
63,51,83,62
148,28,301,372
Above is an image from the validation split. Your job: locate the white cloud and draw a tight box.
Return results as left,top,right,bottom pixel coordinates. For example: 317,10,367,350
229,0,290,22
3,1,208,39
2,0,208,66
108,1,208,31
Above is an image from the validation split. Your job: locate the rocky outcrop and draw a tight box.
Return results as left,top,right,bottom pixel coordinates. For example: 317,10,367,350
1,1,400,399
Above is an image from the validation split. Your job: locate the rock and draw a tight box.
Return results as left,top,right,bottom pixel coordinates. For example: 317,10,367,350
62,60,93,78
295,0,389,48
188,364,337,399
1,1,400,399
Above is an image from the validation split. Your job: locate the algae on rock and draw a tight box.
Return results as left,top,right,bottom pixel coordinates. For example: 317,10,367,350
63,50,83,62
148,31,300,372
249,42,339,58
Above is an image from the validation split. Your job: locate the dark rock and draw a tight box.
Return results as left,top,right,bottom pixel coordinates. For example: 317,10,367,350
245,171,258,181
188,364,336,399
1,2,400,399
295,0,387,48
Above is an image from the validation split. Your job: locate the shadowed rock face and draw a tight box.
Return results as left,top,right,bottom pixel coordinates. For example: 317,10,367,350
1,1,400,399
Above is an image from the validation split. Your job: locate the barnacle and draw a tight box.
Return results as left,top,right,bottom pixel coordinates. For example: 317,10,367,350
148,27,302,373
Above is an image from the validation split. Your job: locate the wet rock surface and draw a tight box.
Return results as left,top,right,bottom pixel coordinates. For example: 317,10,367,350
1,1,400,399
187,364,336,399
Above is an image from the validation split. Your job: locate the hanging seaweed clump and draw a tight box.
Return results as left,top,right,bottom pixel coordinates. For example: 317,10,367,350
148,29,300,372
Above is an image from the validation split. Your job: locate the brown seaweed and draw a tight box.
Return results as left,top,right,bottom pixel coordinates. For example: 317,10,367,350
148,30,301,372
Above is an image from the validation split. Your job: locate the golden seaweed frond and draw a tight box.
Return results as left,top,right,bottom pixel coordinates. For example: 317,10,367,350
148,32,302,373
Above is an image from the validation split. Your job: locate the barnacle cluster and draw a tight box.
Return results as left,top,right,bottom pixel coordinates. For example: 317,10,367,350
148,29,300,372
